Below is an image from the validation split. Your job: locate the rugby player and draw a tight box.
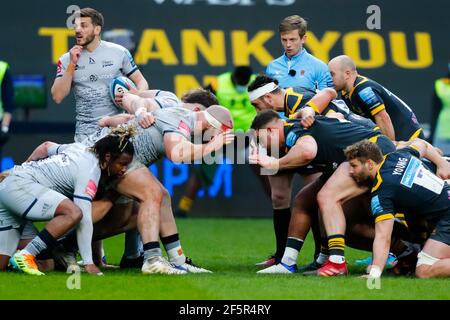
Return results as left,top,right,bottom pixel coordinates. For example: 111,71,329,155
39,105,234,274
328,55,423,141
50,7,149,267
345,139,450,278
249,110,395,274
0,131,134,275
247,75,376,269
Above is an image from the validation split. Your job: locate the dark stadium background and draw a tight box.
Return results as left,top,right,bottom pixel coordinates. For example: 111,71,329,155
0,0,448,217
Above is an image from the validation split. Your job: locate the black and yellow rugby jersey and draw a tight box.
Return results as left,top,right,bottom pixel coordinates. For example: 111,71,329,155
283,116,392,172
371,147,450,224
341,75,423,141
283,86,315,118
286,87,378,131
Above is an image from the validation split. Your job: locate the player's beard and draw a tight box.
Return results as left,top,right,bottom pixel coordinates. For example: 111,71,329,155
352,173,373,188
78,33,96,47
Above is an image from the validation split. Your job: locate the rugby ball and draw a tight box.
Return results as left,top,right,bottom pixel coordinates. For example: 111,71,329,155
110,76,137,107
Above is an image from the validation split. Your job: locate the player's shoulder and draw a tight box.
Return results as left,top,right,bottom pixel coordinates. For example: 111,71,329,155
58,52,71,64
100,40,129,54
267,54,286,69
284,120,309,146
65,143,98,164
302,50,328,69
155,90,179,100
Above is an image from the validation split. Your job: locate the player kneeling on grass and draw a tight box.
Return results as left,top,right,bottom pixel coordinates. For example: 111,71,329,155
345,139,450,279
0,130,134,275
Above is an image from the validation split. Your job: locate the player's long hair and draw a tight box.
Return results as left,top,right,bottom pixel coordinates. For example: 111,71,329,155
90,125,136,166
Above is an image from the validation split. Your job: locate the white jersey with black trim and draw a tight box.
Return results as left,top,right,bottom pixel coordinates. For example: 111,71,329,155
12,143,101,201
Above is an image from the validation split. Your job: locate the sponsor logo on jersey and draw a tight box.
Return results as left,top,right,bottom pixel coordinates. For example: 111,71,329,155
371,195,384,216
102,60,114,68
89,57,95,64
56,60,62,75
89,74,98,82
178,120,191,137
400,157,421,188
41,203,52,217
85,179,98,199
285,131,297,148
358,87,380,106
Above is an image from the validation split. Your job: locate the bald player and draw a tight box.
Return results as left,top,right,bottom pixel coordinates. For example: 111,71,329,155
47,105,234,274
328,55,424,142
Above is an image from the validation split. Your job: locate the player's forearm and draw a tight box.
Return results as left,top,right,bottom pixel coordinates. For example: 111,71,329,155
75,202,94,265
99,114,134,127
410,138,447,167
26,141,58,162
307,88,337,113
51,72,73,104
278,150,314,170
371,233,391,277
170,140,216,163
375,112,395,140
136,78,149,91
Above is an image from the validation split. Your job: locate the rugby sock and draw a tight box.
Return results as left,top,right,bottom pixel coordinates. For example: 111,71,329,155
316,253,329,265
124,229,143,259
143,242,162,260
328,234,346,264
281,237,304,266
273,208,291,259
161,233,186,266
22,229,58,257
316,239,329,264
311,213,322,259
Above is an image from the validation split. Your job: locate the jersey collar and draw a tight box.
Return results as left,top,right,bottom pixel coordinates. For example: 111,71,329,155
284,48,307,62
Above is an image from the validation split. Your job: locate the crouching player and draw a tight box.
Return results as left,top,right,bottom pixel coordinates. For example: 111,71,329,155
0,131,134,275
345,139,450,278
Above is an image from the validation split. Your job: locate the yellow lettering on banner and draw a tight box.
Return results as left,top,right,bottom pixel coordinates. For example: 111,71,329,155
134,29,178,65
38,28,75,64
343,31,386,68
305,31,341,63
174,74,217,97
231,31,274,65
182,30,226,66
390,32,433,69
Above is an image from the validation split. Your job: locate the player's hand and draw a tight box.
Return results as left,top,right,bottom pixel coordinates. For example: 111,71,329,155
301,114,315,128
208,131,235,152
128,87,139,95
436,161,450,180
299,107,316,128
115,92,124,107
85,263,104,276
137,111,155,129
249,153,279,170
69,45,83,65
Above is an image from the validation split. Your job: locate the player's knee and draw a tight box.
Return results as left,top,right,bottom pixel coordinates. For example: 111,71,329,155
415,265,433,279
60,201,82,225
68,205,83,225
317,188,334,209
271,190,290,208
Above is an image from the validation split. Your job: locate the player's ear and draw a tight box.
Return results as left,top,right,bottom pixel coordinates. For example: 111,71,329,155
102,152,111,169
94,25,101,36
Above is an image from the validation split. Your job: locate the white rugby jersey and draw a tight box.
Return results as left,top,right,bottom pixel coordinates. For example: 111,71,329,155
56,40,139,143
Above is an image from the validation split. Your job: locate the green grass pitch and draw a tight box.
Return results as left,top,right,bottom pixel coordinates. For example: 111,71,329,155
1,218,449,300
